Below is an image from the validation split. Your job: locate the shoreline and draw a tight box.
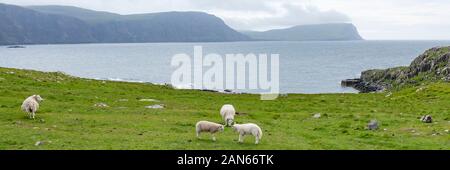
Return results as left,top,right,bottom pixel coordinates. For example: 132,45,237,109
4,40,450,47
0,66,358,95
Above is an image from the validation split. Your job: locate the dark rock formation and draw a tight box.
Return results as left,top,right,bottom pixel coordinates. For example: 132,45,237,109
344,46,450,93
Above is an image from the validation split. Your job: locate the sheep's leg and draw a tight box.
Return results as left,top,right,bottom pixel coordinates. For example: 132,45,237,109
238,134,244,143
196,131,200,139
212,134,216,142
32,112,35,119
255,136,259,144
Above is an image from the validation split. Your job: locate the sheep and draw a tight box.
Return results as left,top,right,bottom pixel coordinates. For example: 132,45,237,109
232,123,263,144
195,121,224,141
21,95,44,119
220,104,236,126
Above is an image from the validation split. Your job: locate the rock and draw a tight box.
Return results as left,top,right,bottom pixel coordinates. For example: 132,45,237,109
341,79,362,87
420,115,433,123
94,103,109,108
341,78,384,93
313,113,321,118
139,99,160,102
367,120,379,130
385,92,392,97
224,89,233,93
35,141,44,146
145,104,164,109
7,45,26,48
416,87,425,92
343,47,450,92
201,89,219,93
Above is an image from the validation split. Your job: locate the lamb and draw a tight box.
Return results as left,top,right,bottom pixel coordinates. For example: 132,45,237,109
195,121,225,141
232,123,263,144
220,104,236,126
21,95,44,119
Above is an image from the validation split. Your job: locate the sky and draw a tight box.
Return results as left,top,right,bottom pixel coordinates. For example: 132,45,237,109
1,0,450,40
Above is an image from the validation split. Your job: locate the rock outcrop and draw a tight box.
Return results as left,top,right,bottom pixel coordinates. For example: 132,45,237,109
343,46,450,92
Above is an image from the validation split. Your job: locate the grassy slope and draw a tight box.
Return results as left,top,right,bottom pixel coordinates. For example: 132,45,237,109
0,67,449,150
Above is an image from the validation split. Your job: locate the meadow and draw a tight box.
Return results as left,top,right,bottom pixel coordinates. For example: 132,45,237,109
0,67,448,150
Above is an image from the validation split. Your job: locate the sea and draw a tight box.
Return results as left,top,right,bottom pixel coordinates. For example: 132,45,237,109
1,40,450,94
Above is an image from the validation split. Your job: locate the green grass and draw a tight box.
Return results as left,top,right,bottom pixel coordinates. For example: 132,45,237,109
0,67,449,150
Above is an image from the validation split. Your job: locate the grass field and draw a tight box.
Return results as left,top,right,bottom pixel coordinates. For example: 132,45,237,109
0,67,449,150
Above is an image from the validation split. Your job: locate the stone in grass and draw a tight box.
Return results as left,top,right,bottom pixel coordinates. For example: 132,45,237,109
35,141,44,146
94,103,109,108
139,99,160,102
145,104,164,109
420,115,432,123
367,120,379,130
313,113,321,118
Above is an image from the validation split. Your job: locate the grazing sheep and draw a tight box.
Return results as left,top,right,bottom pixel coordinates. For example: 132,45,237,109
232,123,263,144
195,121,224,141
220,104,236,126
21,95,44,119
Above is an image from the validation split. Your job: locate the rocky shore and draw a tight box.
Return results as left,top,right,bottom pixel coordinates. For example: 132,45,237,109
343,46,450,93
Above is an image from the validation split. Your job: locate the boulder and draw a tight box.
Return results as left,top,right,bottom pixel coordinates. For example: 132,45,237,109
94,103,109,108
313,113,321,118
367,120,379,130
145,104,164,109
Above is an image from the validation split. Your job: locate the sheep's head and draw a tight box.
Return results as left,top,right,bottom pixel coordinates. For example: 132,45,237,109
218,125,225,132
33,95,44,102
231,124,238,131
226,119,234,127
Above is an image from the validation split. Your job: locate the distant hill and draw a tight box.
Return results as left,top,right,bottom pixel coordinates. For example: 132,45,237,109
0,3,250,45
0,3,95,45
241,23,363,41
27,5,121,24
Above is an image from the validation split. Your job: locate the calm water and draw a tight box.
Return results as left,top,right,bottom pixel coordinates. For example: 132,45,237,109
1,41,450,94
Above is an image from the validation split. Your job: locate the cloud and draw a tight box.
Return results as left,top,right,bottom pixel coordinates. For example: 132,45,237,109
0,0,351,31
1,0,450,39
221,3,351,31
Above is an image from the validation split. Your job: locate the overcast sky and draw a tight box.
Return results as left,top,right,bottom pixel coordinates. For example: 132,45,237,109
1,0,450,40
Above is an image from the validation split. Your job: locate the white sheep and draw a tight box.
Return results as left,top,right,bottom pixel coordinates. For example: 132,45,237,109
195,121,225,141
21,95,44,119
220,104,236,126
232,123,263,144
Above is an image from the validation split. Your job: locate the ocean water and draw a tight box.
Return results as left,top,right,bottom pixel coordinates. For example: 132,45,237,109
1,40,450,94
